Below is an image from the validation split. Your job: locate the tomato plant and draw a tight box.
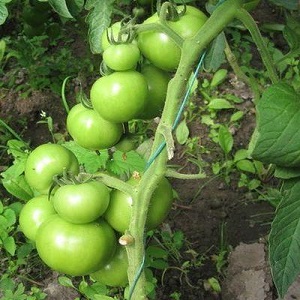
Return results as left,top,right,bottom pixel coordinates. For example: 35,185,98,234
90,71,148,123
67,103,123,150
36,216,117,276
103,43,141,71
104,176,173,233
24,143,79,194
137,5,208,71
91,245,129,287
19,195,57,241
52,181,110,224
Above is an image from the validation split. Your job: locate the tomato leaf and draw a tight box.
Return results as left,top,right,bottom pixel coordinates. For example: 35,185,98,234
85,0,114,54
58,276,75,288
48,0,74,18
107,150,146,176
269,180,300,298
62,141,109,173
208,98,234,110
250,83,300,167
0,0,11,25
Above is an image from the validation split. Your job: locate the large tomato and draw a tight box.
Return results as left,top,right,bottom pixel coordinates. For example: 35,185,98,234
90,71,148,123
90,245,128,287
137,5,207,71
67,103,123,150
24,144,79,194
138,64,170,119
52,181,110,224
35,216,117,276
19,195,57,241
104,176,174,233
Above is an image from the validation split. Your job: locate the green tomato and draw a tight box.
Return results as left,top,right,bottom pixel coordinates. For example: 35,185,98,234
91,245,128,287
138,6,207,71
52,181,110,224
67,103,123,150
24,143,79,194
36,216,117,276
138,64,170,119
114,135,137,152
90,71,148,123
104,176,173,233
19,195,56,241
103,43,141,71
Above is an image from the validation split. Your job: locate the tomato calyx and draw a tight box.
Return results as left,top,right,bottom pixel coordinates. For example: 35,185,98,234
156,0,186,22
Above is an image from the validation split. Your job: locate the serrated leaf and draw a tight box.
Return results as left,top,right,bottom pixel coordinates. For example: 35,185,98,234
250,83,300,167
107,150,146,176
62,141,109,173
208,98,234,110
48,0,74,18
218,125,233,154
204,32,226,72
85,0,114,54
269,180,300,298
175,119,189,145
3,236,16,256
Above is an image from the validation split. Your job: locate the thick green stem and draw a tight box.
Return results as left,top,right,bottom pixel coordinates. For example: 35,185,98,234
235,8,279,84
126,1,243,299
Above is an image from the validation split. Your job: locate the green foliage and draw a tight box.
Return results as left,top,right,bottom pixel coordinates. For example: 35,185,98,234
0,0,12,25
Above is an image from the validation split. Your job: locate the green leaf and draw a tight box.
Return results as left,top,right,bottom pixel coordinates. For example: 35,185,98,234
235,159,256,174
218,125,233,154
58,276,75,288
268,0,298,10
230,111,244,123
107,150,146,176
62,141,109,173
175,119,189,145
85,0,114,54
3,236,16,255
208,98,234,110
204,32,226,72
250,83,300,167
269,180,300,298
3,208,16,227
48,0,74,18
274,166,300,179
0,39,5,62
0,2,9,25
210,69,228,88
233,149,249,162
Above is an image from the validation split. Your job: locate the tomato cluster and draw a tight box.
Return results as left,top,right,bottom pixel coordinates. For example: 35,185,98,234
17,3,208,287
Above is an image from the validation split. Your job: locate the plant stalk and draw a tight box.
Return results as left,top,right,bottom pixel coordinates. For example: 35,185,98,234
126,1,243,299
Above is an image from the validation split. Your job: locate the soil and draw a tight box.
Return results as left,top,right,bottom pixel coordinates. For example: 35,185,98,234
0,1,289,299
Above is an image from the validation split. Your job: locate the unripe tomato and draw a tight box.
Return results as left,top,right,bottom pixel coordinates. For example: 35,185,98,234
67,103,123,150
90,71,148,123
91,245,128,287
25,144,79,194
52,181,110,224
103,43,141,71
104,176,173,233
138,6,207,71
19,195,56,241
138,64,170,119
36,216,117,276
114,135,137,152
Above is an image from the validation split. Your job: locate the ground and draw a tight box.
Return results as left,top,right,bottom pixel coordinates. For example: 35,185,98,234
0,1,288,299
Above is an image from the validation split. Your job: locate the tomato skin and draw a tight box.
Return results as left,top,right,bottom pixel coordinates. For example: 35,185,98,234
138,64,170,119
25,144,79,194
90,71,148,123
52,181,110,224
103,43,141,71
67,103,123,150
19,195,56,241
104,177,173,233
36,216,117,276
137,6,207,71
91,245,128,287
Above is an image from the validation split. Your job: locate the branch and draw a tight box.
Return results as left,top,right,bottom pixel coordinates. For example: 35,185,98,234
166,168,206,180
